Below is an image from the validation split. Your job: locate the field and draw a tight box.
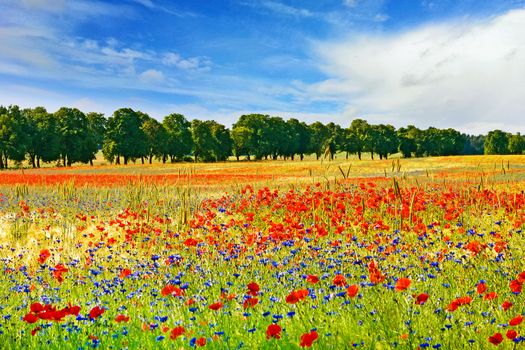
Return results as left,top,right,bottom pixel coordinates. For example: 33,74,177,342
1,155,525,349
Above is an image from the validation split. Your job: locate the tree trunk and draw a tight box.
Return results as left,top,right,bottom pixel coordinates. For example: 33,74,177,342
371,152,374,160
300,153,304,161
247,155,251,161
0,153,4,169
346,151,349,160
90,159,94,166
116,155,120,165
236,155,240,161
37,157,40,168
291,154,295,161
141,157,144,164
316,153,320,160
124,156,128,165
358,151,361,160
30,154,36,168
384,154,388,159
149,155,153,164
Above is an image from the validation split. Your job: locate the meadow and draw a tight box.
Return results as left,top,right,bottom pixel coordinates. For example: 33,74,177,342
0,154,524,349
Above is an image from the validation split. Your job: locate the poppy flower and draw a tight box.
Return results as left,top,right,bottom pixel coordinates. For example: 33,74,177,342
38,249,51,264
208,302,223,311
170,326,185,340
119,268,132,278
347,284,359,298
501,300,513,311
306,275,319,284
395,278,411,291
506,330,518,340
509,315,523,326
415,293,429,305
266,324,282,339
510,280,522,294
243,298,259,309
30,327,41,336
247,282,260,296
518,271,525,283
115,314,130,322
333,275,347,287
196,337,207,347
286,289,309,304
299,330,319,347
488,332,503,346
89,306,105,320
30,303,44,314
483,292,497,301
161,285,184,297
23,313,39,324
476,282,487,294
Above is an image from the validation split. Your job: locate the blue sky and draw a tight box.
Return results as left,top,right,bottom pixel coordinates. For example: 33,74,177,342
1,0,525,133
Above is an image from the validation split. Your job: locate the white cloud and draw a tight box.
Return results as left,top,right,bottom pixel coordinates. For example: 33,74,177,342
253,1,313,18
309,8,525,133
343,0,358,8
139,69,165,83
162,52,211,71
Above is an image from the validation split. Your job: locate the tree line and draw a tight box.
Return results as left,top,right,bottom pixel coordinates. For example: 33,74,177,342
0,105,524,169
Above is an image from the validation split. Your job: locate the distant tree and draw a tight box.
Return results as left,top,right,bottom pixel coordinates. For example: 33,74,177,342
484,130,510,155
287,118,310,160
102,108,147,165
142,117,168,164
373,124,398,159
23,107,61,168
462,135,485,155
55,107,94,166
86,112,106,166
508,133,525,155
308,122,331,160
325,122,344,160
163,113,193,162
397,126,417,158
348,119,371,160
232,114,271,160
267,117,288,160
191,119,216,162
0,105,30,169
209,121,233,161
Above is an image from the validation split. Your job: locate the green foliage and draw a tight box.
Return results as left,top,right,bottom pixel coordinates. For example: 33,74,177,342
163,113,193,162
484,130,510,155
103,108,147,165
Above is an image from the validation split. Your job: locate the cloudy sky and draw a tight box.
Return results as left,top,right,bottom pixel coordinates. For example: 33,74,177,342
1,0,524,133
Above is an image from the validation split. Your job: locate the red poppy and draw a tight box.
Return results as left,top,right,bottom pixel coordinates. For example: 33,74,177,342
518,271,525,283
161,285,184,297
62,304,81,316
23,313,39,324
483,292,497,301
488,332,503,346
52,263,68,283
170,326,185,340
266,324,282,339
243,297,259,309
196,337,207,347
502,300,513,311
119,268,132,278
476,282,487,294
333,275,347,287
395,278,411,291
506,330,518,340
30,303,44,313
208,302,223,311
415,293,429,305
299,330,319,347
347,284,359,298
510,280,522,294
38,249,51,264
89,306,105,320
447,296,472,312
306,275,319,284
247,282,260,296
509,315,523,326
286,289,309,304
115,314,130,322
31,327,41,336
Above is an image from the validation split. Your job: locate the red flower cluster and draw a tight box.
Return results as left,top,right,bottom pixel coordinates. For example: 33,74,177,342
285,289,309,304
23,302,80,324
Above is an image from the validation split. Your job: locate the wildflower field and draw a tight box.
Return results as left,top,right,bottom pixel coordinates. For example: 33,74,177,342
1,155,525,349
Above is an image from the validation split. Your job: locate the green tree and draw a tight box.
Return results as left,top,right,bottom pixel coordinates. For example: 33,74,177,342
209,121,233,161
373,124,398,159
191,119,216,162
508,133,525,155
397,126,417,158
54,107,94,166
484,130,510,155
286,118,310,160
142,117,168,164
163,113,193,162
86,112,107,165
102,108,147,165
348,119,371,160
232,114,271,160
308,122,330,160
0,105,30,169
23,107,61,168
